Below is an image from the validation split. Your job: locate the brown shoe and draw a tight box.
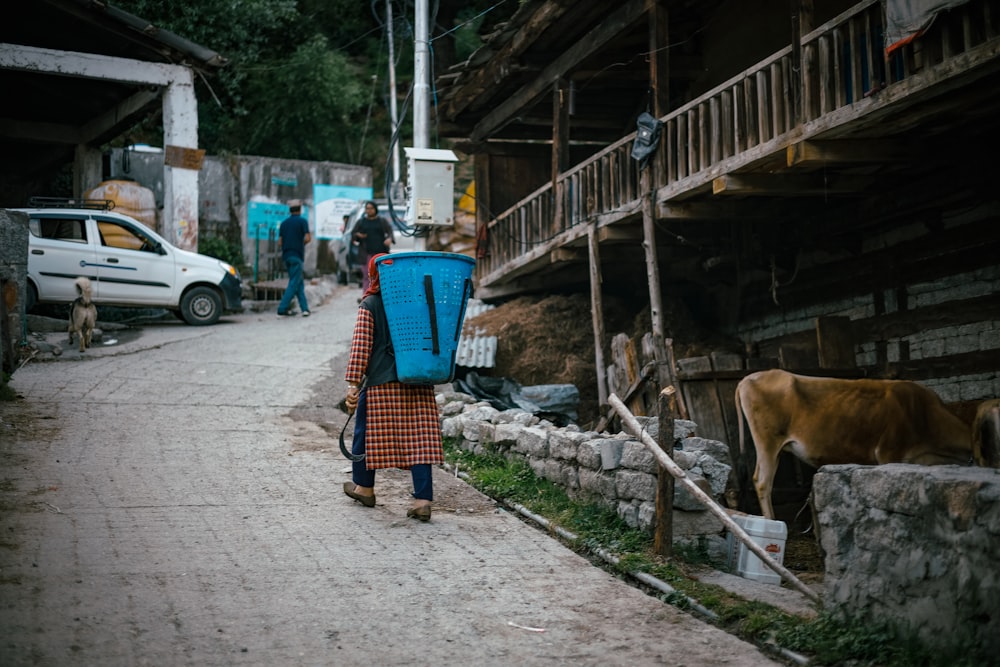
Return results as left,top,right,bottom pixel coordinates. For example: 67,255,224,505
406,505,432,522
343,482,376,507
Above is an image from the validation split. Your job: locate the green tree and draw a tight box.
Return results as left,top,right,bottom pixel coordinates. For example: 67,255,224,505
111,0,515,189
237,34,365,160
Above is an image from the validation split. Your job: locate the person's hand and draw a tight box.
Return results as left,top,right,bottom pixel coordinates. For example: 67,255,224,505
345,385,360,414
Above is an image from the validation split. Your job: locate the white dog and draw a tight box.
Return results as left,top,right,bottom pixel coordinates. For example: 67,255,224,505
69,277,97,352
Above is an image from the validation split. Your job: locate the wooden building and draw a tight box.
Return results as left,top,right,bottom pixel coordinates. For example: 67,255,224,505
436,0,1000,520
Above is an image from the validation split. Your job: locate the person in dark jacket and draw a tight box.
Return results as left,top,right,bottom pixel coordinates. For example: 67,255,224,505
276,200,311,317
343,253,442,522
350,201,394,295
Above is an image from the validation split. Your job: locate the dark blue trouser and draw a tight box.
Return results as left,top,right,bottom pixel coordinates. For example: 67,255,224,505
351,388,433,500
278,255,309,314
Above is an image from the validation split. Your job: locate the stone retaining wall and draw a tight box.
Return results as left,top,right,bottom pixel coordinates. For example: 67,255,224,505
813,463,1000,654
438,391,732,540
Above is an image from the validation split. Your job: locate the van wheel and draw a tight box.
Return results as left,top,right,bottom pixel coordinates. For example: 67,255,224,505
180,287,222,325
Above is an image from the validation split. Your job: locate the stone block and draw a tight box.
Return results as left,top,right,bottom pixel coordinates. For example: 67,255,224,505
579,468,616,499
637,501,655,531
673,474,714,511
616,500,639,528
576,440,603,470
600,440,623,470
440,415,463,439
681,436,732,466
519,426,550,458
615,469,656,502
814,463,1000,655
620,440,656,474
549,430,585,461
493,422,524,446
461,416,481,442
462,404,501,422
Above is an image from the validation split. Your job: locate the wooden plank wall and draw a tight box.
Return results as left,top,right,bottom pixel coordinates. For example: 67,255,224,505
673,316,862,525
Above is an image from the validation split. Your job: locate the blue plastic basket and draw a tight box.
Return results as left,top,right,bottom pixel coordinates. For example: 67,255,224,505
376,251,475,384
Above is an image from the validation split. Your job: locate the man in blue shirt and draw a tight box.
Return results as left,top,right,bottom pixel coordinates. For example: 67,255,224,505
277,200,312,316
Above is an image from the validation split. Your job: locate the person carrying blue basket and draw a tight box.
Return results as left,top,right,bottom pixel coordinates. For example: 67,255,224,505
342,252,443,522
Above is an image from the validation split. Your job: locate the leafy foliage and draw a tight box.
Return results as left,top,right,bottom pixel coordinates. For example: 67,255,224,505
238,35,366,160
198,236,244,269
109,0,517,182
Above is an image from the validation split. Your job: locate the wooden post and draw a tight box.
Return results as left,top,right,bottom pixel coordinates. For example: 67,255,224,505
588,225,608,407
610,393,820,603
789,0,805,124
552,78,570,231
654,387,676,556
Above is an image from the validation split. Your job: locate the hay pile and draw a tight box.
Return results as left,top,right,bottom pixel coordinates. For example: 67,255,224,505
463,288,743,428
463,293,636,427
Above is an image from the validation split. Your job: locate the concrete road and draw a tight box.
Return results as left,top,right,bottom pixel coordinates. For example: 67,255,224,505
0,281,782,666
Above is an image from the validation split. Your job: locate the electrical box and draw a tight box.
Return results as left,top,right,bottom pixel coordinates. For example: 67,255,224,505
404,147,458,227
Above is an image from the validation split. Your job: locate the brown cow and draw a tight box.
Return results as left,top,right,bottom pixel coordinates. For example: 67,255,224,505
735,369,976,520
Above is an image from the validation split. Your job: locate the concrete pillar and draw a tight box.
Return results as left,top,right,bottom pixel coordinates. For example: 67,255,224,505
161,71,200,251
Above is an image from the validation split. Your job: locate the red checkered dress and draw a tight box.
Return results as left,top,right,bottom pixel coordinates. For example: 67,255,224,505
346,307,443,469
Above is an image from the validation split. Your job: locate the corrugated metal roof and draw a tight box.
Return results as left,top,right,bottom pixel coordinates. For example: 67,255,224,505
456,299,497,368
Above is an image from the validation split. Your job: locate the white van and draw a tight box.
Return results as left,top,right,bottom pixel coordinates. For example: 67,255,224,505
19,203,242,325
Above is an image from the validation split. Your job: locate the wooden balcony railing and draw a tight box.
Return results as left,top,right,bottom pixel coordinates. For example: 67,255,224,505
478,0,998,284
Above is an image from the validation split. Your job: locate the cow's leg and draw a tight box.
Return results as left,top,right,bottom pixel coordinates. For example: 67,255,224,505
752,454,779,520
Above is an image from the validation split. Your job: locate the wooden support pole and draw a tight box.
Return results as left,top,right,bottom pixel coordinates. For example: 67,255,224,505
589,225,608,407
610,393,821,603
654,387,676,556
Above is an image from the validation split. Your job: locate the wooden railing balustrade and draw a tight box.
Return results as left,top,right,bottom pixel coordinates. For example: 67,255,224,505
478,0,997,284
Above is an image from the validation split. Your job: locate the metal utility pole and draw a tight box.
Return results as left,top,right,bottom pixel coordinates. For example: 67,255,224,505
413,0,430,149
386,0,402,197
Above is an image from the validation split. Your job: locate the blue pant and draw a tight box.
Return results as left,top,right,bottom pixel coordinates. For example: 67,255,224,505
278,255,309,314
351,389,433,501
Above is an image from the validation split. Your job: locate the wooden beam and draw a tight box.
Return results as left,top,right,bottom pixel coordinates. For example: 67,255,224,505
647,0,670,117
82,89,161,145
589,225,609,407
550,247,586,263
598,226,643,242
654,386,676,558
439,3,572,120
712,173,871,196
787,139,917,168
658,200,746,219
471,0,647,143
553,80,570,176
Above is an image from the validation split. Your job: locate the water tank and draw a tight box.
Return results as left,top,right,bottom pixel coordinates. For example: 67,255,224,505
85,179,158,231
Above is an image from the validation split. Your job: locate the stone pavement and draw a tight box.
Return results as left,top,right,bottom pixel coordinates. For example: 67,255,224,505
0,279,785,666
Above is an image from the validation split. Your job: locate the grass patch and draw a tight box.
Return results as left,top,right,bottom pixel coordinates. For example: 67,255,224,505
442,438,982,667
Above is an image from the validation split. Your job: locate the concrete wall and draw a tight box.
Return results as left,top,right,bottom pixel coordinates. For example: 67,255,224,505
0,210,29,376
438,391,731,541
813,463,1000,655
107,149,372,278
